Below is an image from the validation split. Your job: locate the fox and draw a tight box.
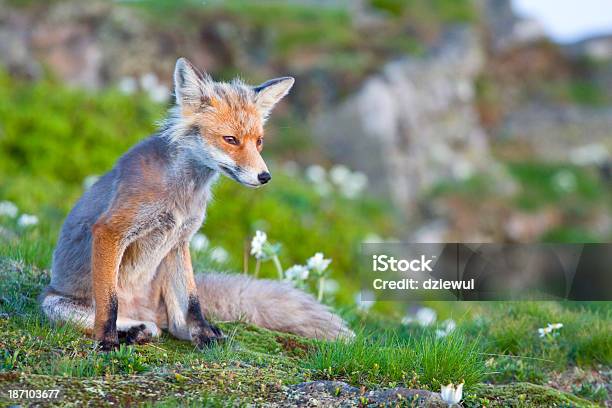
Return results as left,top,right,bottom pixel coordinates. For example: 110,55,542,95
40,57,352,350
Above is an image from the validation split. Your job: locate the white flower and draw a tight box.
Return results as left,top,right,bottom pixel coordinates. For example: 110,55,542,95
552,170,576,193
149,84,170,103
284,265,309,282
444,319,456,332
0,201,18,218
416,307,437,326
117,76,137,95
355,291,375,312
17,214,38,227
538,322,563,337
250,230,267,259
538,327,549,337
305,165,327,184
307,252,331,274
436,319,457,338
452,160,474,181
210,247,229,263
569,143,609,166
329,165,351,185
190,233,209,252
402,307,438,327
340,172,368,198
440,382,463,406
82,175,100,190
140,73,158,91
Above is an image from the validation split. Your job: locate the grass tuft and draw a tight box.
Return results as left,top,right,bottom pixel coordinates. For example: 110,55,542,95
304,329,486,390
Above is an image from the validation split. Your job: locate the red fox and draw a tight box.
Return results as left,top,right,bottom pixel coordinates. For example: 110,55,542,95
41,58,352,350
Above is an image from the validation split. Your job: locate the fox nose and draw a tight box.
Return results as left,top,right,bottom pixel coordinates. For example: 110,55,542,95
258,172,271,184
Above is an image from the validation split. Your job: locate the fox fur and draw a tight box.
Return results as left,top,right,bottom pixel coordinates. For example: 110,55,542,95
40,58,352,350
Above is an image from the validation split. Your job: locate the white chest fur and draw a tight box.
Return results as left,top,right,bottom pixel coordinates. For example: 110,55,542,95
117,174,214,292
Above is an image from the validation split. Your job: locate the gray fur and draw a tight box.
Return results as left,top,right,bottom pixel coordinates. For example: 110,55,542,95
47,135,215,302
197,273,354,340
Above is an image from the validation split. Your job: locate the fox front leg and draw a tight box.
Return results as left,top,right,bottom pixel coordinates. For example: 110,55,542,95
91,220,124,351
160,242,224,348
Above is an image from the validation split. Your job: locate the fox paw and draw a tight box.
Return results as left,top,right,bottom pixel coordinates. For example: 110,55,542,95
98,339,120,352
119,324,151,345
191,323,225,349
95,330,119,352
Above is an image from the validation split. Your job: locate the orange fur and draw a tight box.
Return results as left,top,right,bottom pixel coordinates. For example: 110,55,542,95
197,99,266,171
91,220,122,340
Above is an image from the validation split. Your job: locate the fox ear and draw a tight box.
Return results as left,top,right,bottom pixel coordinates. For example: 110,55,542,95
253,77,295,118
173,57,210,107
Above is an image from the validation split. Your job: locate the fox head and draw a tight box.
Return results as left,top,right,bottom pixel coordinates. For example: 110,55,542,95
168,57,294,187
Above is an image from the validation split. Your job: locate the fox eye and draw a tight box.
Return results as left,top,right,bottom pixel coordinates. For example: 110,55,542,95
223,136,239,146
256,138,263,147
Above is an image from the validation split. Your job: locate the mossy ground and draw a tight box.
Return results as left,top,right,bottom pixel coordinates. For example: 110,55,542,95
1,315,310,406
465,383,599,408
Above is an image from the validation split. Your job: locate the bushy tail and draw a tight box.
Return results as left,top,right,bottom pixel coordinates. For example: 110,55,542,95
195,273,353,340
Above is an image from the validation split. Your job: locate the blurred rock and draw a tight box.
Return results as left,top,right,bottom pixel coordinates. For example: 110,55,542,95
411,220,450,243
504,209,562,242
565,34,612,61
482,0,546,53
0,6,42,78
313,27,503,215
30,3,106,89
501,104,612,163
0,1,231,90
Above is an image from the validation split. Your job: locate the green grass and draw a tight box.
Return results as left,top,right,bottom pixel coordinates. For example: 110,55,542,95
464,383,600,408
541,79,609,107
427,160,612,242
115,0,465,82
127,0,355,58
305,302,612,394
463,302,612,384
507,162,604,209
305,329,486,389
370,0,475,22
430,162,607,211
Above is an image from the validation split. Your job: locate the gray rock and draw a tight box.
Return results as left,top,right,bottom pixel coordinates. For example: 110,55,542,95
283,380,445,407
564,34,612,61
500,104,612,163
481,0,546,53
366,387,444,406
313,27,502,215
0,7,42,78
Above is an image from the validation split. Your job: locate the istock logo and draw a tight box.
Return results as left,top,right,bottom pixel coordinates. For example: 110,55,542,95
372,254,436,272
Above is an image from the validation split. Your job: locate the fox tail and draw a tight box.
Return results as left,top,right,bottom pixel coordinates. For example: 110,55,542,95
195,273,353,340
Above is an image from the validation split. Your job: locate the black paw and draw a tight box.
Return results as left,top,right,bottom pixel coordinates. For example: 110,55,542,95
192,323,225,349
119,324,152,345
98,339,120,352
